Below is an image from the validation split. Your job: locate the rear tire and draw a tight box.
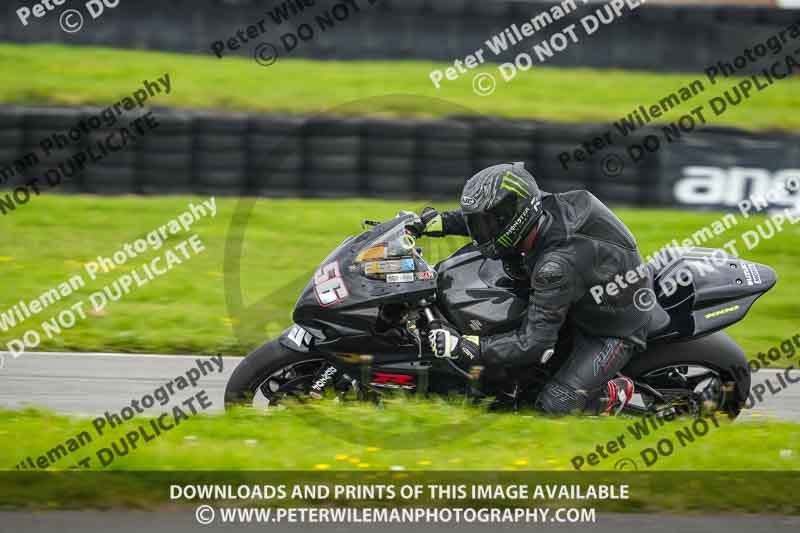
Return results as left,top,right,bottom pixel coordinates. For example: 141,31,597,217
623,332,750,418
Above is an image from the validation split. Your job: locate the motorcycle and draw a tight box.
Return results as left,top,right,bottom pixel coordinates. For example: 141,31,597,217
225,211,776,418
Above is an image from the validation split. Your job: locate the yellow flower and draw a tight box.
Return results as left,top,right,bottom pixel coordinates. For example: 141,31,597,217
313,464,331,470
357,463,370,468
335,454,348,461
417,460,432,466
366,447,380,453
348,457,361,464
513,459,529,466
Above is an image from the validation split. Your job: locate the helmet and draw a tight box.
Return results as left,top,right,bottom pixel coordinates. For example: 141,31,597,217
460,162,544,260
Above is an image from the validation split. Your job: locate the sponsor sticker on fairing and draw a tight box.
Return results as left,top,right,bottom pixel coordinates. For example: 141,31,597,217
742,262,762,285
386,273,415,283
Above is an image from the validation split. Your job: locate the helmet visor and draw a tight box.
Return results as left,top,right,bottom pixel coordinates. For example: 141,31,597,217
464,212,500,245
464,194,517,245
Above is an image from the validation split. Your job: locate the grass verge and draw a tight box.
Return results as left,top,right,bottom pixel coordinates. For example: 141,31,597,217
4,403,800,471
0,44,798,129
0,405,799,511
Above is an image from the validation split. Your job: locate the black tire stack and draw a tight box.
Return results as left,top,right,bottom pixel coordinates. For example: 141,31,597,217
2,105,784,208
83,110,138,194
416,119,473,198
248,114,306,197
22,107,86,193
474,119,536,176
192,111,249,195
363,119,416,197
532,122,595,195
591,127,656,206
0,107,25,191
305,117,362,197
139,110,193,194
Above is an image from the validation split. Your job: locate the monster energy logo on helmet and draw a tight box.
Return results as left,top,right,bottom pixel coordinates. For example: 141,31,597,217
495,167,543,250
500,171,531,199
498,202,535,247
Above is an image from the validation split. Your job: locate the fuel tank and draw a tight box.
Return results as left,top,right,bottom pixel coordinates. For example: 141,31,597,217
436,246,529,335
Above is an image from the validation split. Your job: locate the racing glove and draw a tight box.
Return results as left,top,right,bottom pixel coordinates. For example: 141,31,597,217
428,324,480,362
407,207,446,237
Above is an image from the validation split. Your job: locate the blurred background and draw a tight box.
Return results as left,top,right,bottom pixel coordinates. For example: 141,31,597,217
0,0,798,208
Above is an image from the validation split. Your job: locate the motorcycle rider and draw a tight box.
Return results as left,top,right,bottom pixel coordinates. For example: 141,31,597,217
418,162,651,415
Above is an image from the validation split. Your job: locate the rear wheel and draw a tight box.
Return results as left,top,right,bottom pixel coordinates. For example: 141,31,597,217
622,332,750,419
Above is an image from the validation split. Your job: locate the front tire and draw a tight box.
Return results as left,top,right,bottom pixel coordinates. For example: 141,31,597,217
225,339,325,408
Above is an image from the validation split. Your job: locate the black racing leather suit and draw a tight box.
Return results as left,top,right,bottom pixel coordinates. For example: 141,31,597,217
439,190,652,414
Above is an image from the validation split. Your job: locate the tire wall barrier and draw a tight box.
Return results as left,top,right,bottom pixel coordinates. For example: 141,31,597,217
1,1,799,73
1,106,798,211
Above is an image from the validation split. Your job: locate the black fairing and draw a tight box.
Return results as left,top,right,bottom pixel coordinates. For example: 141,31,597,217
292,214,436,351
436,246,529,335
649,247,777,341
292,215,776,358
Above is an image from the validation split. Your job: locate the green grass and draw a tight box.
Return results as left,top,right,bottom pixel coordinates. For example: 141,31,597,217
4,403,799,472
1,405,799,511
0,195,797,364
0,43,798,129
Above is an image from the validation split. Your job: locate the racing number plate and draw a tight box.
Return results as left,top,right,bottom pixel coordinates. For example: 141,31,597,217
313,261,349,306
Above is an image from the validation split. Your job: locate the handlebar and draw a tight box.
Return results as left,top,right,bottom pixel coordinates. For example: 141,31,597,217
404,207,439,239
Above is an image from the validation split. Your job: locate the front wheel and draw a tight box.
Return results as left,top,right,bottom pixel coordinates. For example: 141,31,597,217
623,332,750,419
225,339,335,408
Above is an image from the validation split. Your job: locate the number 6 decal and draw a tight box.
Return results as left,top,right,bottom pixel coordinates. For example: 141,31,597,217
313,261,349,306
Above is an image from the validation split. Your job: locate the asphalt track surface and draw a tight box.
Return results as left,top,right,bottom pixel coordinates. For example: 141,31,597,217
1,351,799,421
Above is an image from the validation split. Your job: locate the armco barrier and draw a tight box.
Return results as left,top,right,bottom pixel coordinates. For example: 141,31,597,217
1,1,799,74
0,106,798,211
